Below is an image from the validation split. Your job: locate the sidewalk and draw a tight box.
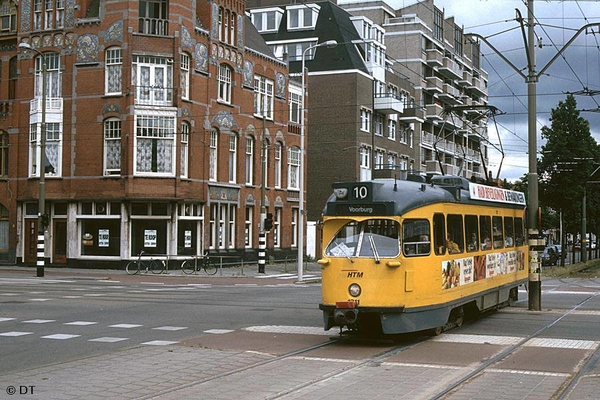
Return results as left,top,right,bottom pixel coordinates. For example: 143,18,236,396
0,261,322,283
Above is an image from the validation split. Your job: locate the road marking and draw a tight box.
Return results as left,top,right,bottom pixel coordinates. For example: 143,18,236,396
0,318,16,322
204,329,235,334
141,340,179,346
88,337,129,343
109,324,142,329
22,319,55,324
28,299,52,302
153,326,188,331
64,321,98,326
525,338,599,350
243,325,332,336
0,293,19,296
41,334,81,340
0,331,33,337
433,334,522,345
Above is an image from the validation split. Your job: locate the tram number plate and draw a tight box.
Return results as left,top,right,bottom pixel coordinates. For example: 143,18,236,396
351,185,370,200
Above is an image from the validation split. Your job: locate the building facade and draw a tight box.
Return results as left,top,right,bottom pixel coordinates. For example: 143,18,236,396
0,0,301,267
341,0,491,179
248,0,491,244
247,0,422,224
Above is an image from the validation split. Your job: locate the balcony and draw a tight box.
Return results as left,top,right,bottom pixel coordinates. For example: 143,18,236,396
374,94,405,114
468,76,487,97
438,57,462,80
438,83,462,105
425,103,443,120
138,18,169,36
426,48,443,67
457,70,472,87
135,85,174,107
29,97,63,115
425,76,443,94
398,107,425,123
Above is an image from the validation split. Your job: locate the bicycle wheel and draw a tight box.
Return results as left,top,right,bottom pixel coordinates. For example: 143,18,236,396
150,259,166,274
203,259,218,275
181,259,196,275
125,261,139,275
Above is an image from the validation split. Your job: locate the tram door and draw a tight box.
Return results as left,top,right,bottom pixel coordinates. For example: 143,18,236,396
53,219,67,264
24,219,37,264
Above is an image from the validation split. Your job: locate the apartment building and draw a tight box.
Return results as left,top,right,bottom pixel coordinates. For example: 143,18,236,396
247,0,421,224
0,0,301,267
341,0,491,179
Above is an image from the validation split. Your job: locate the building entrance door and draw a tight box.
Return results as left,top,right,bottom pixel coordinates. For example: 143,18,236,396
24,219,37,264
53,219,67,264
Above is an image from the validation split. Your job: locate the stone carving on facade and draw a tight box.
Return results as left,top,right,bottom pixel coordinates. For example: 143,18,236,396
194,43,208,73
275,72,286,98
242,60,254,88
77,34,99,63
212,111,239,132
105,20,123,43
181,26,193,49
102,104,122,115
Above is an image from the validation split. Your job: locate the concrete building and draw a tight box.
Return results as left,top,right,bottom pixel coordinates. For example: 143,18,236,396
0,0,301,267
247,0,422,231
341,0,491,180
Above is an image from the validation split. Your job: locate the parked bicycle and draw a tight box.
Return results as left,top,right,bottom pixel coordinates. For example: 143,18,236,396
125,250,167,275
180,253,217,275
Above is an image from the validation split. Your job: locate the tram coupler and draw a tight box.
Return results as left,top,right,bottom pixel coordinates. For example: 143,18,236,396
333,301,358,325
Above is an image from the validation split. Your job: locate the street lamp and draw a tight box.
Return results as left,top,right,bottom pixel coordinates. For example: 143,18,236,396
19,41,47,278
298,39,337,282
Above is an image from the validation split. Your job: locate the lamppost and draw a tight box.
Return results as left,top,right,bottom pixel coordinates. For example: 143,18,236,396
19,42,47,277
298,39,337,282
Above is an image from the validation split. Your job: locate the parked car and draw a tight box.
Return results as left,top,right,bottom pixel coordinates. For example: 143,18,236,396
540,246,558,267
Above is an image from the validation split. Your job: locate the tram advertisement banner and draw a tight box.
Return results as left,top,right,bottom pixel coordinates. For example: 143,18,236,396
442,251,525,290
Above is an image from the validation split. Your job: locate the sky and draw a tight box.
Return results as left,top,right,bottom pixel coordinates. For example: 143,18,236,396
342,0,600,181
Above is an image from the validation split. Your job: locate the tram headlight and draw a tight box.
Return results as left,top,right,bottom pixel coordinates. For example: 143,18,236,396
348,283,361,297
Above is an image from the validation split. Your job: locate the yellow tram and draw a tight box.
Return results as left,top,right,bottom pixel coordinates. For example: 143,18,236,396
318,175,528,335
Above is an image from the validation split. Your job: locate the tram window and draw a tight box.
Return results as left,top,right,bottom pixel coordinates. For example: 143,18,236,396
465,215,479,252
492,216,504,249
402,219,430,256
433,213,446,255
504,216,514,247
515,217,524,246
447,214,464,254
480,215,492,250
325,219,400,259
359,219,400,257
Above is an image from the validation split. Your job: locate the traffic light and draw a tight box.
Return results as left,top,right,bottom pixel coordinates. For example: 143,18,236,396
264,213,273,231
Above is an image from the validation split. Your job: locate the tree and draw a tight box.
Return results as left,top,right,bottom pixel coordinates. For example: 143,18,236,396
538,94,600,236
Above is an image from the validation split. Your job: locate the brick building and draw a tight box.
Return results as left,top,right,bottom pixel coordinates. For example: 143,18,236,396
0,0,300,267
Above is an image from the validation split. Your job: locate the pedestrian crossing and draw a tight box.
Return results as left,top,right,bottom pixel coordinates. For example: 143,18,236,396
0,316,232,346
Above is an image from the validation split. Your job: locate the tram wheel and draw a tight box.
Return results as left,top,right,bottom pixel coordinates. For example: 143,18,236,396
451,307,464,328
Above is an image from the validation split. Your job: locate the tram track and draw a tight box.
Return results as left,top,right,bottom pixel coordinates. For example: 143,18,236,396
431,291,600,399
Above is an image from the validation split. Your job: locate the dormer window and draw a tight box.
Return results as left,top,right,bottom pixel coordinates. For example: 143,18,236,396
287,4,319,30
251,8,283,33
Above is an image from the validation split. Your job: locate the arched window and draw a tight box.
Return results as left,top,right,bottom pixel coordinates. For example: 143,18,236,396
218,64,232,104
274,142,282,188
180,52,190,100
180,121,190,178
245,136,254,185
103,118,121,175
209,129,218,181
105,47,122,95
0,131,7,177
288,146,300,189
228,134,237,183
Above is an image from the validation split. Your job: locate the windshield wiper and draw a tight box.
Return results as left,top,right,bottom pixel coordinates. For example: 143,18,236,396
369,235,381,264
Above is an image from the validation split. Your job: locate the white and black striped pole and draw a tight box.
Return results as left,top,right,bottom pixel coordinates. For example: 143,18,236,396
258,118,267,273
19,42,48,278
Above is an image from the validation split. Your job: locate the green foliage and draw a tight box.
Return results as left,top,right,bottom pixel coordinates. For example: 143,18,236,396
537,94,600,234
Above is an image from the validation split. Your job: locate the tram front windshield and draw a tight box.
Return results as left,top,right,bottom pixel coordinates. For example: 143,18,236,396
325,219,400,259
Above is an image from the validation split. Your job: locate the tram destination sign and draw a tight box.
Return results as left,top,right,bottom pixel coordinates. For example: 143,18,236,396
331,203,391,216
469,182,526,205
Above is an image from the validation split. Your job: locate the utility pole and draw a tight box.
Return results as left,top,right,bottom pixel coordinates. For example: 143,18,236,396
467,1,600,311
258,116,267,274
